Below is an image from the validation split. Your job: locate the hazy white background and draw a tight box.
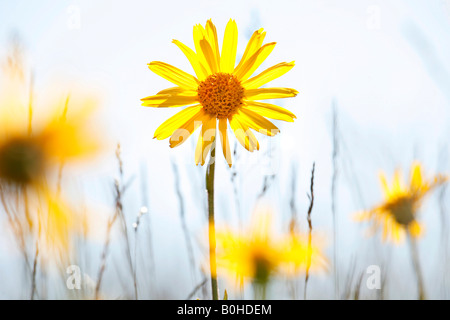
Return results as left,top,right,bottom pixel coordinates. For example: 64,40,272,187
0,0,449,299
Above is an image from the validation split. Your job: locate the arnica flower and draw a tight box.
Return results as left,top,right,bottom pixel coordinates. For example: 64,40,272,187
142,19,298,166
0,79,101,260
281,232,328,276
355,162,447,244
215,213,326,286
0,102,99,188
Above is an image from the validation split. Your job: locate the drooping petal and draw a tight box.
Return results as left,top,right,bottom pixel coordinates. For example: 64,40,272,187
234,43,276,82
37,187,79,256
148,62,199,90
220,19,238,73
141,92,198,108
229,116,259,152
245,87,298,101
156,87,190,95
242,61,295,90
408,220,423,238
218,118,232,167
153,105,203,140
235,108,280,136
391,223,404,244
234,28,266,72
172,40,209,81
244,101,296,122
195,115,216,166
169,108,208,148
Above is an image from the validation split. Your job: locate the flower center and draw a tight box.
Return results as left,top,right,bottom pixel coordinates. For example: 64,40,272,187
387,196,416,226
197,72,244,119
0,137,44,185
253,253,273,285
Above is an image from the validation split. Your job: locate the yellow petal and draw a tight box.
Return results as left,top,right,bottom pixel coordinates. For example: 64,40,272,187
193,24,213,74
353,210,371,222
220,19,238,73
169,108,207,148
235,109,280,136
244,101,296,122
392,170,404,195
141,92,198,108
148,61,199,90
153,105,202,140
408,220,423,238
23,185,84,260
234,43,276,81
392,223,404,244
218,118,232,167
44,192,74,247
206,19,221,70
229,116,259,152
245,87,298,101
410,162,424,191
156,87,191,95
200,38,219,74
234,28,266,72
40,105,99,160
378,171,391,198
195,115,216,166
172,40,209,81
242,61,295,89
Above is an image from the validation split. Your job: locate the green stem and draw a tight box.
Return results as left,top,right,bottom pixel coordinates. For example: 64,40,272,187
206,139,219,300
253,282,267,300
407,230,426,300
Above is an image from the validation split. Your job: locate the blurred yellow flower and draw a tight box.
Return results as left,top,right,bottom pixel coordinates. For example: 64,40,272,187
215,215,279,285
355,162,447,244
215,213,327,285
281,232,328,275
0,59,102,262
0,101,99,187
0,100,100,261
142,19,298,166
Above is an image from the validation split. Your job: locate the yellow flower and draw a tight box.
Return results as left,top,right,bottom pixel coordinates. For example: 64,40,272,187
0,102,99,187
215,213,326,284
216,214,280,285
142,19,298,166
0,103,99,260
0,72,102,262
356,162,447,244
0,108,100,260
281,232,328,275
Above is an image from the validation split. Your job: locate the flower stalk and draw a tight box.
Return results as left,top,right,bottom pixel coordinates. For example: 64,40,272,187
407,230,426,300
206,138,219,300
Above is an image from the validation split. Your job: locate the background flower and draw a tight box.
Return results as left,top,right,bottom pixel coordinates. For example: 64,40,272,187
215,211,327,290
355,162,447,243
